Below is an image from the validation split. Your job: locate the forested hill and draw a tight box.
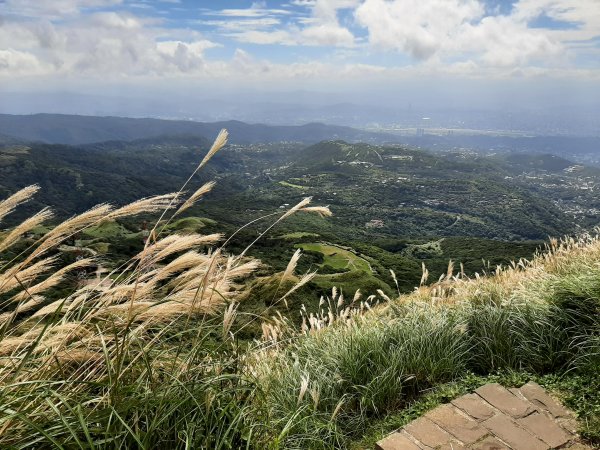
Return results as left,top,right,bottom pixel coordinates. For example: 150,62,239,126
1,136,594,241
0,114,394,146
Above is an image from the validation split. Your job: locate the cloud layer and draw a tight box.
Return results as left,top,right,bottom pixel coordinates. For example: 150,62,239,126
0,0,598,84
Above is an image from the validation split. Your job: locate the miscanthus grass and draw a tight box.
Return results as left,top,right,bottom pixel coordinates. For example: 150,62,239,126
0,130,330,449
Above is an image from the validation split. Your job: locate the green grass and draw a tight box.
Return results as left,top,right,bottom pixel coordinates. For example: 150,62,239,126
88,242,110,253
296,242,371,272
82,221,129,238
402,239,444,258
278,181,308,190
163,216,214,233
256,298,599,448
0,321,260,449
312,270,394,297
254,240,600,449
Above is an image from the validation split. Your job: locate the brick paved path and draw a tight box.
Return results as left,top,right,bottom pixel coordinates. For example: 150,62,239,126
376,382,592,450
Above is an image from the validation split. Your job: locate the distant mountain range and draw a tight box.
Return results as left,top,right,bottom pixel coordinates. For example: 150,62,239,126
0,114,397,146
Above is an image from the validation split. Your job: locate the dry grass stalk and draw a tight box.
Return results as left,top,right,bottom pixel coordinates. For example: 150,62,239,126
21,204,112,268
197,129,228,170
280,271,315,301
222,302,238,339
281,197,312,221
10,258,94,303
176,181,216,215
0,208,53,253
138,233,222,267
0,185,39,223
0,256,59,294
108,193,181,219
299,206,332,217
282,249,302,283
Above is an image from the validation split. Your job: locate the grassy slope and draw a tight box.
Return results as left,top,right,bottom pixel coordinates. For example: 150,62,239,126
254,235,600,448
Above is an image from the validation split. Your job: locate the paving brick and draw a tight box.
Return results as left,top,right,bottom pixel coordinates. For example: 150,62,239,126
565,444,595,450
557,417,579,434
469,437,510,450
482,414,548,450
475,383,536,418
376,431,423,450
377,383,586,450
438,441,467,449
452,394,495,421
425,404,488,445
405,417,453,448
519,382,572,418
509,387,523,397
519,412,572,448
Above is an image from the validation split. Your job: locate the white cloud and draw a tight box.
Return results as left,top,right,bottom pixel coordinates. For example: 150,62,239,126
209,8,292,18
0,9,220,78
155,40,218,72
230,29,296,45
354,0,567,67
200,18,282,33
0,48,47,75
513,0,600,42
300,23,355,46
89,11,149,29
211,0,357,47
300,0,358,46
456,15,562,67
355,0,485,59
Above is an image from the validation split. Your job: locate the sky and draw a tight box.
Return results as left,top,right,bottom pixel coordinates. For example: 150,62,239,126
0,0,599,119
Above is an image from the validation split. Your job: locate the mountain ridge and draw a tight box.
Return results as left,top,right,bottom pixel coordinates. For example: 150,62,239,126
0,113,398,146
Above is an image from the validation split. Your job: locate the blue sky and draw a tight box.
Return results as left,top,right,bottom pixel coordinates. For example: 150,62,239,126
0,0,598,114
